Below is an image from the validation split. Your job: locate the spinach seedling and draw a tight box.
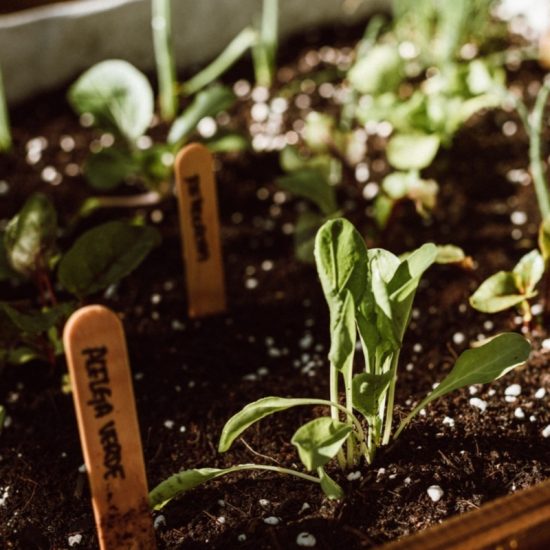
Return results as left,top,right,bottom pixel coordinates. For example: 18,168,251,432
0,65,11,153
149,219,529,508
0,193,160,369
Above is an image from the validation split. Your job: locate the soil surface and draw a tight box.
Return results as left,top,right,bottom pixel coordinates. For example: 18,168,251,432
0,20,549,550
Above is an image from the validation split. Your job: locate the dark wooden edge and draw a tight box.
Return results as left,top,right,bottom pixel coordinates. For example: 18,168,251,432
378,478,550,550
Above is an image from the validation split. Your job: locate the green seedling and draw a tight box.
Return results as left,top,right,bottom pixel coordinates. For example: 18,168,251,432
0,65,11,152
152,0,178,121
149,219,529,508
252,0,279,88
0,193,160,369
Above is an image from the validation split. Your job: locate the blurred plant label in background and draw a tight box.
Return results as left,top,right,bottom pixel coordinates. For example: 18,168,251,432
64,306,156,550
175,143,226,317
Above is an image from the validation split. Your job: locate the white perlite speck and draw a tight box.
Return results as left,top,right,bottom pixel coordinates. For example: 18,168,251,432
296,532,317,547
237,534,247,542
154,515,166,529
347,471,362,481
469,397,487,412
452,332,465,345
264,516,280,525
542,425,550,438
535,388,546,399
542,339,550,351
259,499,270,507
442,416,455,427
505,384,521,397
514,407,525,419
0,487,9,507
68,533,82,547
427,485,444,502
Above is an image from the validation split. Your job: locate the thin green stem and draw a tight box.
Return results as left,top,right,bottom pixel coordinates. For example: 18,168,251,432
529,81,550,220
381,351,401,445
329,368,348,469
181,28,257,96
232,463,321,484
0,66,12,152
152,0,178,121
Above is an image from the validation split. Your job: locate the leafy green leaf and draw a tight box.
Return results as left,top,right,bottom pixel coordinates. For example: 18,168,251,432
252,0,278,87
395,333,531,437
219,396,326,452
328,290,356,372
277,170,337,216
4,193,57,277
168,84,235,145
204,132,249,153
291,417,353,471
318,467,344,499
149,467,234,509
348,44,402,95
469,271,531,313
513,250,544,294
386,133,440,171
435,245,466,264
0,233,19,282
352,371,393,418
68,60,154,142
302,112,335,153
0,302,74,334
58,221,161,298
84,148,139,191
294,210,324,263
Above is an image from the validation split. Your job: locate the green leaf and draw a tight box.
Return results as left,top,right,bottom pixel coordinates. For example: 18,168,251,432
252,0,278,87
0,302,74,334
68,60,153,142
58,221,161,298
277,170,337,216
469,271,530,313
538,218,550,263
291,417,353,471
318,466,344,499
314,218,368,305
435,245,466,264
302,112,335,153
4,193,57,277
386,134,440,171
168,84,235,145
6,346,44,366
204,132,249,153
84,148,139,191
396,333,531,437
294,210,324,264
219,396,326,452
149,467,234,509
513,250,544,295
328,290,356,372
373,194,394,229
352,371,393,418
0,233,19,282
348,44,402,95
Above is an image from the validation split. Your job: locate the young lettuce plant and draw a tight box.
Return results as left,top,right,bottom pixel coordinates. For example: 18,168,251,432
148,219,530,509
0,193,160,369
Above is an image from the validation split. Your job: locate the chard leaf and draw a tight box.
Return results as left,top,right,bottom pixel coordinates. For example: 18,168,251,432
5,346,44,366
0,302,74,334
84,148,139,191
219,396,328,452
513,250,544,294
395,333,530,437
204,132,249,153
469,271,531,313
277,169,337,216
0,233,19,282
538,218,550,263
291,417,353,471
314,218,368,305
318,467,344,499
386,134,440,171
58,221,161,298
352,371,393,418
68,60,153,142
168,84,235,145
149,467,235,509
348,44,402,95
4,193,57,277
328,290,356,372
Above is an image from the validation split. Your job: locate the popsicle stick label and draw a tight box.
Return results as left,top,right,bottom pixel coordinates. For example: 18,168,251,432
64,305,156,550
175,143,226,318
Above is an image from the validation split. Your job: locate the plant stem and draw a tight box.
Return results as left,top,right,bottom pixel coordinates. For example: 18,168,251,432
529,81,550,220
0,66,12,152
329,365,347,469
231,463,321,484
181,28,257,96
381,351,400,445
152,0,178,121
252,0,278,87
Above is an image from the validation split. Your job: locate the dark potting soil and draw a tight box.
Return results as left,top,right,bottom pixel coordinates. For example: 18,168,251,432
0,20,549,550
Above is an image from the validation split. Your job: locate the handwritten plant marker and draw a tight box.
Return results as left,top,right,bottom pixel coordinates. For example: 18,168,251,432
64,305,156,550
174,142,226,317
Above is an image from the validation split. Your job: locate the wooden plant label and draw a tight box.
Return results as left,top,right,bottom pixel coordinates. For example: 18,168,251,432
175,143,226,318
64,305,156,550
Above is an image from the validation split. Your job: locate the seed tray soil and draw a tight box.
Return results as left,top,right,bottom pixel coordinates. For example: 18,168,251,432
1,21,549,550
